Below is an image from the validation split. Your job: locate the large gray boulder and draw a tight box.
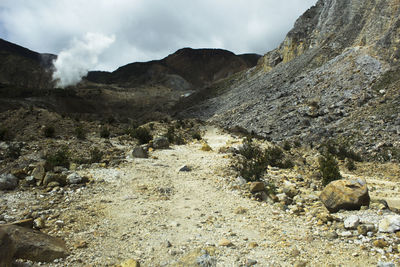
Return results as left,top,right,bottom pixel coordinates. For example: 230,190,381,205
0,174,18,190
319,178,370,213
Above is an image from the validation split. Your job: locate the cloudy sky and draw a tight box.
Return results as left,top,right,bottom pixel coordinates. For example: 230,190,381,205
0,0,317,72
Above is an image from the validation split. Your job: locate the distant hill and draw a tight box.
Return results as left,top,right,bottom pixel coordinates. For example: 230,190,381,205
86,48,260,91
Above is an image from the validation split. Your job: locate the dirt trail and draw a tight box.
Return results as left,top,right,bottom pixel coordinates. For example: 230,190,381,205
47,126,387,266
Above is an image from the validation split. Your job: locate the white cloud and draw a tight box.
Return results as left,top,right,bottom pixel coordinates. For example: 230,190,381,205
0,0,317,71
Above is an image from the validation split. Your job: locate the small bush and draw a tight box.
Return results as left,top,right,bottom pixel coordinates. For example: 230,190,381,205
192,132,202,141
89,148,103,163
0,126,12,141
237,138,269,181
283,141,292,151
166,126,175,143
293,140,302,148
130,127,152,144
6,143,21,159
100,127,110,138
321,140,362,162
345,158,357,171
43,125,55,138
319,153,342,186
75,125,86,140
149,123,155,130
265,146,284,167
46,146,70,169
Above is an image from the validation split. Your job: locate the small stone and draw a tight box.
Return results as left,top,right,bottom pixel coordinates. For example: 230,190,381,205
249,182,265,193
66,172,84,185
234,207,248,214
358,224,375,236
339,231,353,237
55,220,64,228
201,143,212,151
246,259,257,266
344,215,360,229
152,136,169,149
294,260,308,267
119,259,140,267
178,165,191,172
379,215,400,233
373,239,388,248
290,248,301,257
283,185,298,198
377,262,395,267
73,240,88,249
31,162,46,185
248,242,258,248
33,218,45,229
0,173,18,190
218,238,233,247
196,253,217,267
132,145,148,158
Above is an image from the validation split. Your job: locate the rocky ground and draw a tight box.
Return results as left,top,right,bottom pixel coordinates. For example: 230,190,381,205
1,115,400,266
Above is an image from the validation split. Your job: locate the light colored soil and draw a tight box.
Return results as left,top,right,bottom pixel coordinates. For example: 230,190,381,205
7,126,399,266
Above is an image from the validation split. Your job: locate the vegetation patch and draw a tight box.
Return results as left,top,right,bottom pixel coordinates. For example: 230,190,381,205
319,153,342,186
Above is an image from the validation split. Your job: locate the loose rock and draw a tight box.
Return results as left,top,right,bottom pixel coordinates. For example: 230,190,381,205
378,215,400,233
344,215,360,229
0,173,18,190
132,146,148,158
0,225,67,262
152,136,169,149
249,182,265,193
319,178,370,213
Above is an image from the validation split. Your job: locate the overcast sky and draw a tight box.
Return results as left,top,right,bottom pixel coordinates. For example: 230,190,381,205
0,0,317,72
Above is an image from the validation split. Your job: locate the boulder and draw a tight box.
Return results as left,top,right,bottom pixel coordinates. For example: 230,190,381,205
0,225,67,262
31,162,46,185
0,174,18,190
378,215,400,233
66,172,84,185
344,215,360,229
319,178,370,213
152,136,169,149
132,146,148,158
249,182,265,193
43,173,67,186
0,228,15,267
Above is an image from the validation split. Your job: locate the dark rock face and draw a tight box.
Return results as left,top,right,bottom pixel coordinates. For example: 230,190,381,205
1,225,68,262
177,0,400,160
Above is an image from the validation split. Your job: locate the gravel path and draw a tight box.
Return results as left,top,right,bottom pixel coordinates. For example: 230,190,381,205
36,126,389,266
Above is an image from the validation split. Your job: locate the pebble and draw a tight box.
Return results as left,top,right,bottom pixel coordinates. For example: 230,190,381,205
344,215,360,229
218,238,233,247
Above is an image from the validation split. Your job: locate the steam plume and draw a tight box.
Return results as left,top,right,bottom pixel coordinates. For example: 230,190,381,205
52,32,115,88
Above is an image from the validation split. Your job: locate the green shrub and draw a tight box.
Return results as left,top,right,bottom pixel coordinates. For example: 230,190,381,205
192,131,202,141
0,126,12,141
6,143,21,159
319,153,342,186
320,140,362,162
130,127,152,144
345,158,356,171
166,126,175,143
265,146,284,167
237,138,269,181
89,148,103,163
283,141,292,151
75,125,86,140
46,146,70,169
100,127,110,138
43,125,55,138
149,123,155,130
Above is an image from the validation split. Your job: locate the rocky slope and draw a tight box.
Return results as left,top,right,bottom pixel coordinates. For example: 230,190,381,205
177,0,400,161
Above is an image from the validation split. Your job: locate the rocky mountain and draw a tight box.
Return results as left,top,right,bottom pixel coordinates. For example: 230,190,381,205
177,0,400,161
0,40,260,120
0,38,55,92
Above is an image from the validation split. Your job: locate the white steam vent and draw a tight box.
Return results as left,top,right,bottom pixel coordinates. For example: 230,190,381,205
52,32,115,88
